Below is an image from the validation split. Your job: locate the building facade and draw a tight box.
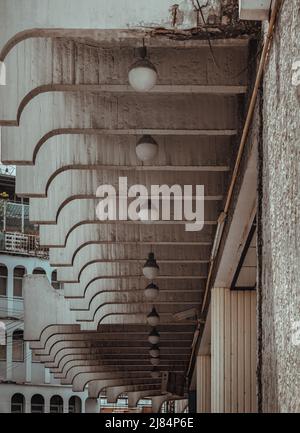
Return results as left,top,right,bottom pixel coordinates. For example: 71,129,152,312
0,174,90,412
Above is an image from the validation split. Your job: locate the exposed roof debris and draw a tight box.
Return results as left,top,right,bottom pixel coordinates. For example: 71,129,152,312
152,0,260,40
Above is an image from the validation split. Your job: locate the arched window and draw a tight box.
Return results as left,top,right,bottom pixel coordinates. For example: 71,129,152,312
0,321,6,360
0,264,8,296
31,394,44,413
69,396,82,413
50,395,63,413
13,266,26,298
11,393,25,413
32,267,46,275
51,270,61,290
12,329,24,362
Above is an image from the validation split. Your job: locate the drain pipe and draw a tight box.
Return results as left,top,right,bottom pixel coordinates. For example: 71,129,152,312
187,0,283,379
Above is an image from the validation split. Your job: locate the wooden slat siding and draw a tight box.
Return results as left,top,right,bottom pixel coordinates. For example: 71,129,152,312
244,292,251,412
224,288,231,412
250,291,257,412
212,288,216,412
196,355,211,412
210,288,257,413
231,290,238,412
196,355,202,412
219,287,225,412
215,287,218,412
237,291,245,412
206,356,211,412
211,288,219,412
211,290,215,411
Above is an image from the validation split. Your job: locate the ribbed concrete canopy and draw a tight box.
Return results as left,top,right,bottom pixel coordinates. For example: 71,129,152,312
0,0,259,406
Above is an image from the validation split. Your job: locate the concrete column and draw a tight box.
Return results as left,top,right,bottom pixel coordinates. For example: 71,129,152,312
63,397,68,413
211,287,257,413
44,367,51,384
25,342,32,382
152,395,168,413
44,396,50,413
6,266,14,316
80,398,85,414
85,397,99,413
5,333,12,381
24,397,31,414
196,355,211,413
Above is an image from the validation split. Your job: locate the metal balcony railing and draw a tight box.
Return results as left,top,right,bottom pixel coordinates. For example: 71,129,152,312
0,231,49,259
0,199,36,234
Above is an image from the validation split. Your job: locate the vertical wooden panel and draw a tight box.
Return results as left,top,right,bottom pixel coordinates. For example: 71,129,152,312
197,355,211,413
231,290,238,412
237,291,245,412
211,288,216,412
210,288,257,413
224,288,231,412
244,292,251,412
219,287,225,412
205,356,211,412
250,291,257,412
211,287,225,413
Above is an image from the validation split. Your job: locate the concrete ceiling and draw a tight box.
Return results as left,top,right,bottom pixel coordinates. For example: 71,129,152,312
0,0,259,404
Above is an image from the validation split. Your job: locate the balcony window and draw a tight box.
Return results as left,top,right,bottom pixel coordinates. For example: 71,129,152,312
32,267,46,275
0,321,6,360
0,264,7,296
69,396,82,413
13,266,26,298
50,395,63,413
12,329,24,362
51,270,61,290
31,394,44,413
11,393,25,413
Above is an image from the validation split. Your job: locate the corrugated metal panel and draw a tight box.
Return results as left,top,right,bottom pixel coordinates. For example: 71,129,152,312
196,355,211,413
211,287,257,412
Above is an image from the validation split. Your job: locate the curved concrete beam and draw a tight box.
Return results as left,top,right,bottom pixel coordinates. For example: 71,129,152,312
63,262,206,299
89,378,165,399
129,390,164,408
16,133,231,196
106,385,161,404
69,285,202,313
57,358,186,382
55,243,208,282
0,0,202,60
40,205,214,249
152,395,173,413
68,277,203,311
0,34,247,124
48,349,189,376
48,223,212,265
31,323,193,356
72,371,160,392
28,168,222,224
1,90,237,164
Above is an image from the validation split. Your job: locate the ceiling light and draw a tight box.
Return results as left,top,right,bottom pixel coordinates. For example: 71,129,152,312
136,135,158,162
147,306,160,327
150,357,160,366
143,252,159,279
149,345,160,358
148,328,160,345
144,282,159,300
128,46,157,92
173,308,198,322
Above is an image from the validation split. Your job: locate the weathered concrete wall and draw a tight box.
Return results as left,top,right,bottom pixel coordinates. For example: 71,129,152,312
260,0,300,413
